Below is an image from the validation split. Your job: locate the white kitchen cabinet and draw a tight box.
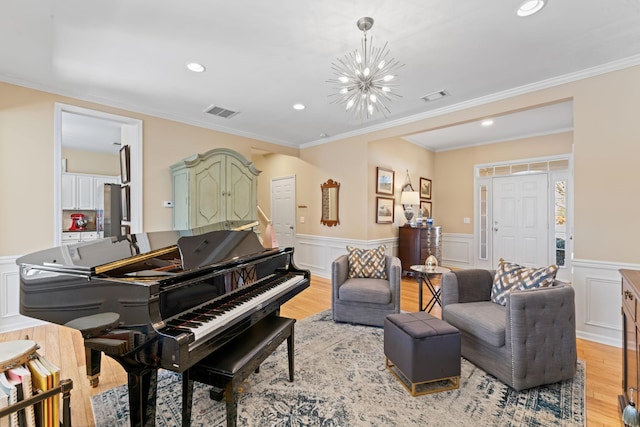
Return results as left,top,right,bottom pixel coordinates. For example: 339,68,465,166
170,148,260,230
61,174,76,209
62,231,99,244
61,173,119,210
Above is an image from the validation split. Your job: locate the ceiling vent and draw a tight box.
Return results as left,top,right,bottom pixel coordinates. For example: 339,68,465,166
421,90,450,102
204,105,240,119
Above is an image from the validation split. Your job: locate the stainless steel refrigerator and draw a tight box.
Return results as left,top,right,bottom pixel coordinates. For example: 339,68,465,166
103,183,122,237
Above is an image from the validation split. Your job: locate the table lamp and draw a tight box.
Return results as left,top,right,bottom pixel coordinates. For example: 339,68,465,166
401,190,420,226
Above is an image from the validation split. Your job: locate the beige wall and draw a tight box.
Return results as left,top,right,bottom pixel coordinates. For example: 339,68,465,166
62,148,120,176
435,132,573,235
0,82,297,255
4,63,640,266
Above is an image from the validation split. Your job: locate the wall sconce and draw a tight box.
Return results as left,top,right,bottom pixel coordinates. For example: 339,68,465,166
400,190,420,226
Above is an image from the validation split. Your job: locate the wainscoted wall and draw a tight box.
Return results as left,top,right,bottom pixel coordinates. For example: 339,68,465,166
0,237,631,349
295,233,628,348
0,256,44,334
572,258,632,347
294,234,399,279
441,233,474,269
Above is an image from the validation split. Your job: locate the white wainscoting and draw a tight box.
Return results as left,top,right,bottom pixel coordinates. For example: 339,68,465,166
294,235,398,279
441,233,474,269
572,258,635,348
0,256,45,334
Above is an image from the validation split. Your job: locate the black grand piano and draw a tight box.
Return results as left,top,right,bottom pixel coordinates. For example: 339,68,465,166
16,227,310,426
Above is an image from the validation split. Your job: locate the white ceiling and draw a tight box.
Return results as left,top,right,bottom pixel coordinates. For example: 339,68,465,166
3,1,640,151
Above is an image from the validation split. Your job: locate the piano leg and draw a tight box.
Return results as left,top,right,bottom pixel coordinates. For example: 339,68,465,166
127,368,158,427
86,348,102,387
181,370,194,427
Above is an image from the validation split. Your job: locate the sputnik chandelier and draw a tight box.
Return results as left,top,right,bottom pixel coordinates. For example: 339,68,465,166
328,17,403,119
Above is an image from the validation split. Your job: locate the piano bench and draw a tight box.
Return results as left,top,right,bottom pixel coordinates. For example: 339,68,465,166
181,315,296,427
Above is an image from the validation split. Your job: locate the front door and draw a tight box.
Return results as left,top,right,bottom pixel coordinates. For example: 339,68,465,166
492,173,548,267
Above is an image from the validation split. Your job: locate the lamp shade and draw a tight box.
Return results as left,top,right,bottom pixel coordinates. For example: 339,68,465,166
401,191,420,206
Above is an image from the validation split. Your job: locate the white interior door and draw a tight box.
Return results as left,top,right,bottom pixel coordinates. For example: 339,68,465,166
492,174,548,267
271,176,296,249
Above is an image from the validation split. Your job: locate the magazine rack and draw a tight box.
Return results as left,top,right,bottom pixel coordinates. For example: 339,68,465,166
0,340,72,427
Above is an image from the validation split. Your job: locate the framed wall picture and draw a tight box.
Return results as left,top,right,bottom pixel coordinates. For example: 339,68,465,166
420,178,432,200
376,197,395,224
420,201,432,218
121,185,131,221
376,167,395,195
120,145,131,184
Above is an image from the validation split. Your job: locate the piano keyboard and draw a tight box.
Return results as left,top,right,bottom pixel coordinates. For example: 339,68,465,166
165,273,305,348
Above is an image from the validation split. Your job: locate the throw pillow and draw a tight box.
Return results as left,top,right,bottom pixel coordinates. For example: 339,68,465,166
491,258,558,306
346,246,387,280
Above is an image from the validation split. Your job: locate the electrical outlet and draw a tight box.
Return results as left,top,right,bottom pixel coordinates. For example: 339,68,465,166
464,217,471,224
163,201,173,208
300,216,305,223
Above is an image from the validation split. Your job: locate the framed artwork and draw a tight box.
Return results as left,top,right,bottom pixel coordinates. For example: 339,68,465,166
376,167,394,195
420,201,432,218
376,197,395,224
121,185,131,221
120,145,131,184
420,178,432,200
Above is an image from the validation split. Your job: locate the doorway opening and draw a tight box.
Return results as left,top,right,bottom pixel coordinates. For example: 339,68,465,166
53,103,143,245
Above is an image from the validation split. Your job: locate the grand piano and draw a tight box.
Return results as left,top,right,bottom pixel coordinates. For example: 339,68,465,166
16,227,310,426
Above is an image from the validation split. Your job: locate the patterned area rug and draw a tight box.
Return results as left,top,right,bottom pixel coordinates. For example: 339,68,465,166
91,310,585,426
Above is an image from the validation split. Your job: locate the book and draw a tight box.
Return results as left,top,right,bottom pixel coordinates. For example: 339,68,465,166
6,366,36,427
0,386,9,427
36,356,59,427
0,372,18,427
26,359,49,427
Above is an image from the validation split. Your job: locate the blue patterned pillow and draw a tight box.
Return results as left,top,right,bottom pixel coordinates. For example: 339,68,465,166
346,246,387,280
491,258,558,306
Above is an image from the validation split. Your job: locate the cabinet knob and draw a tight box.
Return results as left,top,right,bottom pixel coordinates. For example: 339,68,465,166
625,290,634,300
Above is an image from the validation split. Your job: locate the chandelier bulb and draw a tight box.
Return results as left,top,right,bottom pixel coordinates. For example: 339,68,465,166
370,94,377,102
368,104,374,114
378,60,386,69
383,75,394,82
339,88,348,94
382,86,391,92
355,51,362,64
364,67,370,77
346,99,355,110
339,76,349,83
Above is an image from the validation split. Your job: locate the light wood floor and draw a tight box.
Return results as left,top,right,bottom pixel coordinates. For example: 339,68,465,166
0,275,623,426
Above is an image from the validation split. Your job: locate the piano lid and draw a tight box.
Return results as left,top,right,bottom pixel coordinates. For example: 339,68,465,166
16,227,267,275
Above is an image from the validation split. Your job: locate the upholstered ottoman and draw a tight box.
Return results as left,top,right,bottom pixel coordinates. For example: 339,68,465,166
384,312,461,396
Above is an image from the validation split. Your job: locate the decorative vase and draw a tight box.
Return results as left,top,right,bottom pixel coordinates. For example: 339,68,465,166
425,254,438,270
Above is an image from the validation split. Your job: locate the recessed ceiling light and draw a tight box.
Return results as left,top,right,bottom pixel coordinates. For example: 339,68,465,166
517,0,547,17
293,103,305,110
186,62,206,73
481,119,494,127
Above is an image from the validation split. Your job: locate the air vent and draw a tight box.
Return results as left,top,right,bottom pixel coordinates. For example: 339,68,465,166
204,105,240,119
421,90,450,102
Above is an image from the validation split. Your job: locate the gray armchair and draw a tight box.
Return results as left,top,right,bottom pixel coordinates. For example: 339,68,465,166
332,254,401,327
441,269,577,391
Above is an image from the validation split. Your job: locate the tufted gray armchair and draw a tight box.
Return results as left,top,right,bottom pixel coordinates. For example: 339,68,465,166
441,269,577,391
332,254,401,327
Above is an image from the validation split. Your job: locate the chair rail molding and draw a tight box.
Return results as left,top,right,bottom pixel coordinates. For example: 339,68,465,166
294,234,398,279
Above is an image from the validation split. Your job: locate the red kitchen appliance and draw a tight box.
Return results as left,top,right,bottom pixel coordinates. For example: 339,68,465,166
69,213,88,231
